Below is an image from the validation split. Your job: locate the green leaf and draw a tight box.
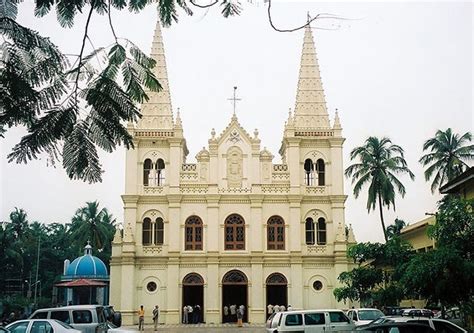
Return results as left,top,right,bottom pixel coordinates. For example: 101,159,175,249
221,0,241,18
0,0,20,19
108,43,126,65
62,120,103,183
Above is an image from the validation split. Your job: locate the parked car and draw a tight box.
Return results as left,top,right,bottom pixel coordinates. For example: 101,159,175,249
29,305,107,333
347,308,385,326
6,320,81,333
402,309,434,318
435,307,463,328
266,309,355,332
357,322,436,333
365,316,467,333
384,307,410,316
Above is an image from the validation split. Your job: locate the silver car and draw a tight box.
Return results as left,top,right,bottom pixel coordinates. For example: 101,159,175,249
29,305,107,333
266,309,355,332
6,320,81,333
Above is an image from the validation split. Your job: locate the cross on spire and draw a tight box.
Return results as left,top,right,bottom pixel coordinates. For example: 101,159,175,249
227,86,241,115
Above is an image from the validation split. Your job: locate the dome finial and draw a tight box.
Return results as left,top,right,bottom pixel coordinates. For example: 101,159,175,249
84,241,92,255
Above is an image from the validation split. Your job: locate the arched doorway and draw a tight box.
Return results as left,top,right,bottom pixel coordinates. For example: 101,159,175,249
182,273,204,324
266,273,288,319
222,270,248,323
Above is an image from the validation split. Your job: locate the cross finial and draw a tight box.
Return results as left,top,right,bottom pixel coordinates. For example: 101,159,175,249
227,86,242,115
307,11,311,23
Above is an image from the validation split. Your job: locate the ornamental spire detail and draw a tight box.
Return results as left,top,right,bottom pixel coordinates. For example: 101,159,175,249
293,23,330,129
137,17,174,129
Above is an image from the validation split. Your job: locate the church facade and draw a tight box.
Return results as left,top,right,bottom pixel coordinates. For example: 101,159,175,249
110,18,356,325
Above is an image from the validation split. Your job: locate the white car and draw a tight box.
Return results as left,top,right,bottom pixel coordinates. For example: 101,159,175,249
378,316,467,333
6,320,82,333
347,308,385,326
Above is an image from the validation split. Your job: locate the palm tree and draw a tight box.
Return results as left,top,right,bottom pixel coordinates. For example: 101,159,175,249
419,128,473,192
69,201,116,252
9,207,28,239
345,137,415,242
386,218,407,240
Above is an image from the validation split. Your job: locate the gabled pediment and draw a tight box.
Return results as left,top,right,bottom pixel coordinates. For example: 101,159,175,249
211,114,260,148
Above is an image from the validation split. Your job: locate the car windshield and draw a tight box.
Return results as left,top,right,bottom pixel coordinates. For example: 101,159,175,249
359,310,384,321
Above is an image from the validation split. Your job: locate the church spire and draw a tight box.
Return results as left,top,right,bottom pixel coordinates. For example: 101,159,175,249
293,22,330,129
137,16,174,129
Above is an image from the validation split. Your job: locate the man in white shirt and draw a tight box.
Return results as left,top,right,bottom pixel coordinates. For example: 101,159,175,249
273,304,280,313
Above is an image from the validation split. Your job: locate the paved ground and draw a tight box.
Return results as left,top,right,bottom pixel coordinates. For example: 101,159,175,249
124,323,265,333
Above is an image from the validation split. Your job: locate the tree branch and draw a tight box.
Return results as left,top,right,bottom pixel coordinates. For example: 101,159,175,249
267,0,344,32
108,0,118,43
189,0,219,9
74,4,95,104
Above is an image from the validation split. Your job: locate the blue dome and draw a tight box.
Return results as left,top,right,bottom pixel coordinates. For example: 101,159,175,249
65,245,108,278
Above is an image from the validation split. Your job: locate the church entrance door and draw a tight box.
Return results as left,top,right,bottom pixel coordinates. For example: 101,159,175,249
182,273,204,324
222,270,248,323
266,273,288,319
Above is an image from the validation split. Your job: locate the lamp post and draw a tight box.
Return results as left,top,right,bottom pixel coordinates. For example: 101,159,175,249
32,280,41,307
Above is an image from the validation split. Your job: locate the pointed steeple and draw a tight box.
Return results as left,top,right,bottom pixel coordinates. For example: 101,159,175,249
137,17,174,129
293,22,330,129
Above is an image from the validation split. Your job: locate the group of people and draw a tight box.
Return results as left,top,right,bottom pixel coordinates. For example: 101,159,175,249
182,304,202,324
137,305,160,331
223,304,245,325
267,304,293,316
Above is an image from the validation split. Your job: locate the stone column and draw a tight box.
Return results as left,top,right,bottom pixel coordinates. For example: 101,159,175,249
165,260,180,324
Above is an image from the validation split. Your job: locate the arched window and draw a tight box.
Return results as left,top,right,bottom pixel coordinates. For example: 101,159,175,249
316,159,325,186
143,217,152,245
267,216,285,250
185,216,203,250
304,159,314,186
225,214,245,250
156,158,165,186
317,218,327,245
143,159,153,186
305,218,315,245
154,217,164,245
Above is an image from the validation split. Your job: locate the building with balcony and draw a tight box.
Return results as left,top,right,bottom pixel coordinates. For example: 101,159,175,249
110,17,356,325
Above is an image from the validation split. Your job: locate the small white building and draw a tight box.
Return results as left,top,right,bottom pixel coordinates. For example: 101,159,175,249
110,17,357,325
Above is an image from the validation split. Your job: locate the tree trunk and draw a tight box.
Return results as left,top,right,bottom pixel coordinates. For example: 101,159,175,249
378,193,388,242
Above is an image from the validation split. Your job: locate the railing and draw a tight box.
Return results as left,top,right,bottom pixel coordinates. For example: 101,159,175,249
273,164,288,172
182,164,197,171
295,130,334,137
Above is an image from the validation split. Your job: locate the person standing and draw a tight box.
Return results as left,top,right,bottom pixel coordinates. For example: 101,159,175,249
137,305,145,331
187,305,193,324
236,308,243,327
223,305,229,322
153,305,159,331
273,304,280,313
229,304,236,322
267,303,273,319
183,305,188,324
280,305,286,312
287,305,293,311
239,304,245,317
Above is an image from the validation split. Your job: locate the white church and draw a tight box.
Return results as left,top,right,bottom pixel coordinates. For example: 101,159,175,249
110,16,357,325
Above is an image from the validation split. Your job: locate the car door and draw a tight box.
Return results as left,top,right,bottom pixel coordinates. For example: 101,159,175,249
7,321,31,333
30,321,54,333
327,311,353,332
304,312,326,333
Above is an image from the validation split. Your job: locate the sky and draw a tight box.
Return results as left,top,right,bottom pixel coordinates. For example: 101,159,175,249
1,1,472,242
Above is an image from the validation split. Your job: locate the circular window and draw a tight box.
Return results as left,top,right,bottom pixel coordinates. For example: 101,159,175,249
146,281,157,292
313,280,323,291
